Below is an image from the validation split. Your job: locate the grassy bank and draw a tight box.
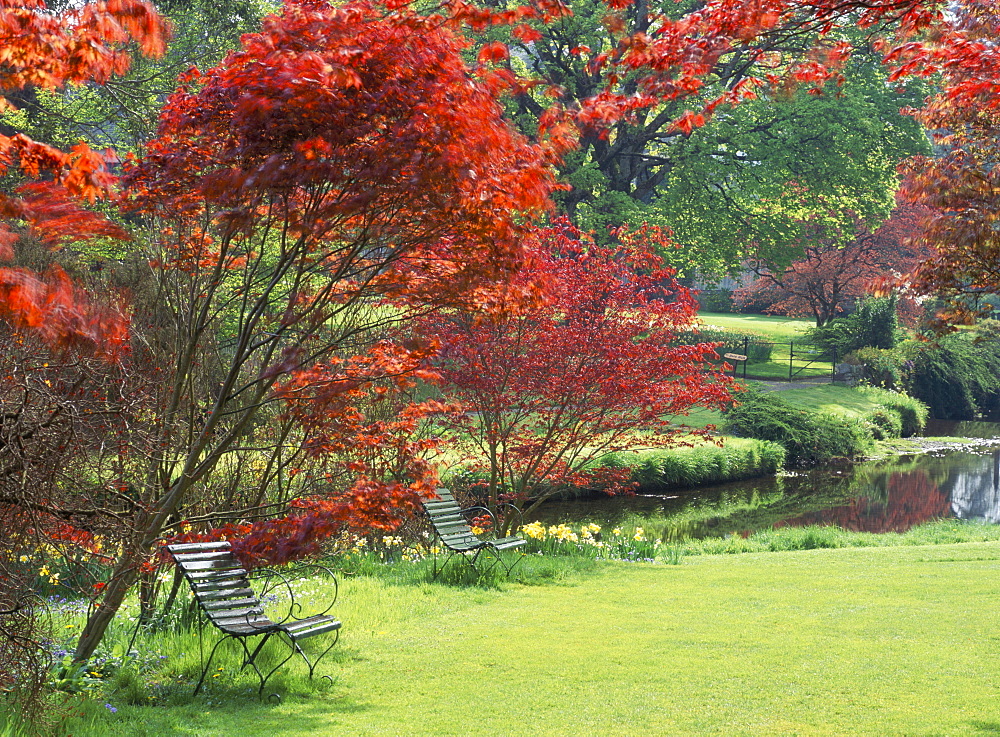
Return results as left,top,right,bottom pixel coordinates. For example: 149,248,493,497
34,536,1000,736
598,437,786,492
576,384,927,494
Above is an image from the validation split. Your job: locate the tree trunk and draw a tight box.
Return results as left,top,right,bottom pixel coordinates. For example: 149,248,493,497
72,555,139,663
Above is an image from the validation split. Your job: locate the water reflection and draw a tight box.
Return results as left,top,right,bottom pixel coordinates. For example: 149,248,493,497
780,468,950,533
535,432,1000,539
941,450,1000,523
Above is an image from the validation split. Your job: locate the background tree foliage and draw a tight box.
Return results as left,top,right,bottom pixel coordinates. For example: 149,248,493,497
1,0,272,156
486,1,930,275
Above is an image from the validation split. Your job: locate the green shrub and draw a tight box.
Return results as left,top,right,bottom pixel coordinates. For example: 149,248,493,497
696,289,735,313
619,440,786,490
906,330,1000,420
863,406,902,440
850,346,908,390
856,386,928,437
723,388,875,466
807,296,903,358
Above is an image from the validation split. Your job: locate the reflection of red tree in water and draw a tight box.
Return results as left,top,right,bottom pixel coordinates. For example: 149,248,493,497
779,471,949,533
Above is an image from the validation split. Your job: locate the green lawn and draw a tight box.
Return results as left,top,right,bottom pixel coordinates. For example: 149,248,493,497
695,312,832,380
769,384,885,418
674,383,882,431
77,542,1000,736
697,312,815,342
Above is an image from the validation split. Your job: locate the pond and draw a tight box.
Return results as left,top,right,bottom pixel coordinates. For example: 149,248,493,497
533,420,1000,540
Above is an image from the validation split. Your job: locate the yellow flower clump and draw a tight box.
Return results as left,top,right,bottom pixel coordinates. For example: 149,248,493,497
548,524,578,543
520,521,547,540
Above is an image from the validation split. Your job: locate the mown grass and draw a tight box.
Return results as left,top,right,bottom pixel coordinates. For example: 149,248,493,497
775,384,898,418
697,312,831,380
27,534,1000,736
697,312,815,342
672,383,916,433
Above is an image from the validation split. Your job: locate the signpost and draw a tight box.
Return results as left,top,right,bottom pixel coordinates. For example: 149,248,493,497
723,352,747,378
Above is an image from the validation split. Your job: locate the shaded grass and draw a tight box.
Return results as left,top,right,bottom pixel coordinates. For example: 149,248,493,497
52,540,1000,736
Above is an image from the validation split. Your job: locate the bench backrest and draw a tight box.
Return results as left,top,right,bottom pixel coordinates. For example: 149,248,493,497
165,541,267,634
421,488,483,549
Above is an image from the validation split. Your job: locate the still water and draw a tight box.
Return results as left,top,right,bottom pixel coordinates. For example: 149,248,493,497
534,420,1000,539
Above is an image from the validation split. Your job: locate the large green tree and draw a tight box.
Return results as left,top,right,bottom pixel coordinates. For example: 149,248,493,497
646,59,930,277
488,1,931,275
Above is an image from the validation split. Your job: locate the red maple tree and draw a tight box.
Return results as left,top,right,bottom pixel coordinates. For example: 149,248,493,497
895,1,1000,327
418,219,734,520
71,0,556,662
736,203,932,326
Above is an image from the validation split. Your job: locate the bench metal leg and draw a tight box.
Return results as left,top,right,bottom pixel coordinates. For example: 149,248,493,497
193,634,231,696
287,628,341,680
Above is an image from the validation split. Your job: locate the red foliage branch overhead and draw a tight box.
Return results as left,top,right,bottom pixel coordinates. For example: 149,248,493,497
0,0,167,355
124,0,561,567
165,340,455,569
126,0,554,313
895,1,1000,326
514,0,948,142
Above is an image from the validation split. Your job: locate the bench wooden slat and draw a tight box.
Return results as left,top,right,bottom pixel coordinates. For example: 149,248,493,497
177,559,245,572
164,540,340,696
192,585,253,600
166,541,230,553
420,488,525,578
184,567,248,581
283,617,342,639
202,596,259,611
170,550,234,563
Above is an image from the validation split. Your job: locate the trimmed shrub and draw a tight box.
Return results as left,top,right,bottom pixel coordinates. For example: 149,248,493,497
856,386,928,437
619,439,786,490
863,406,903,441
723,388,875,466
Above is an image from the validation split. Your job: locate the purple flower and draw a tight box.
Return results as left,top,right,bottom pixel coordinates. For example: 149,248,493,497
104,704,117,714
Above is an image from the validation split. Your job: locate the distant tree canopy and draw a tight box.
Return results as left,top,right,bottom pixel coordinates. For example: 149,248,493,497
479,2,931,276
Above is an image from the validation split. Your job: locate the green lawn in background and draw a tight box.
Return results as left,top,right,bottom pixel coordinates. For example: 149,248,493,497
673,382,879,431
696,312,831,380
768,384,882,418
696,312,815,342
85,542,1000,736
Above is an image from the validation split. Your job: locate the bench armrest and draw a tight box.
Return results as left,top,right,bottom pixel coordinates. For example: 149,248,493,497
250,562,338,625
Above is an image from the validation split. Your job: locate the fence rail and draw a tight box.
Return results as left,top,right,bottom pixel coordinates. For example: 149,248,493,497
690,335,837,382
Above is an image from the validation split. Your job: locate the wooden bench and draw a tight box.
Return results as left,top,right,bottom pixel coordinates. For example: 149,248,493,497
421,488,526,578
165,541,341,697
